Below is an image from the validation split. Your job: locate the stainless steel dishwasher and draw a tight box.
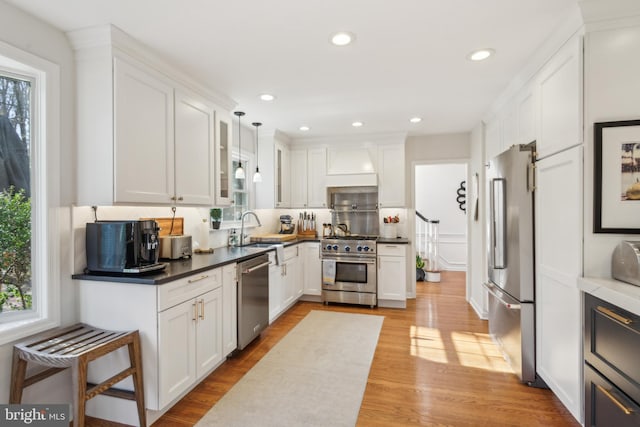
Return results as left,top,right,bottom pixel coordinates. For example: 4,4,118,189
237,253,270,350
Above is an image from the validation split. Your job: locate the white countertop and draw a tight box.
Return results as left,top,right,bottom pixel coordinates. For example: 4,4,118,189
578,276,640,316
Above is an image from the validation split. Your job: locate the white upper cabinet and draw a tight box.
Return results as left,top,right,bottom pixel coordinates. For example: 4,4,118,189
290,147,327,209
114,60,216,206
289,149,308,208
501,100,518,151
515,83,536,145
484,115,502,162
70,25,234,206
484,32,582,161
113,57,176,204
378,144,405,207
536,34,582,159
174,88,216,205
307,148,327,208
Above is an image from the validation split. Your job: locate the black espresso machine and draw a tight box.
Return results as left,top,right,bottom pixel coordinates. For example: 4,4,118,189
85,220,166,273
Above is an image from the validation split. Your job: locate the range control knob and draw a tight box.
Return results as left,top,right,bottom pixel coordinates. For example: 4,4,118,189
332,245,338,251
326,244,333,250
356,245,363,251
345,246,351,252
363,246,370,252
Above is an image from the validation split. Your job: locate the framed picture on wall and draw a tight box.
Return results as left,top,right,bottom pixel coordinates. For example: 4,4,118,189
594,119,640,233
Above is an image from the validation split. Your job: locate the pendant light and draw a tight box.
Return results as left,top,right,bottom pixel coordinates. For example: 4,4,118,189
252,122,262,183
234,111,245,180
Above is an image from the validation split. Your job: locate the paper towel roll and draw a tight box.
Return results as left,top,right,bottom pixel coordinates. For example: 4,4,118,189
200,219,210,250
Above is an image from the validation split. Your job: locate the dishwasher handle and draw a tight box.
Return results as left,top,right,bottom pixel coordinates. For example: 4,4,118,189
242,261,272,275
482,282,521,310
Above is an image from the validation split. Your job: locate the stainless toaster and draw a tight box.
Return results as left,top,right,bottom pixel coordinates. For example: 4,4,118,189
159,235,192,260
612,241,640,287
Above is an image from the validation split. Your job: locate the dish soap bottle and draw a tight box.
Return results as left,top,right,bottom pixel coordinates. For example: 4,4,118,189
228,228,239,247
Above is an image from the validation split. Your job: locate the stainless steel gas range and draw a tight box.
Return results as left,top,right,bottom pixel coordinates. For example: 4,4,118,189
321,236,377,307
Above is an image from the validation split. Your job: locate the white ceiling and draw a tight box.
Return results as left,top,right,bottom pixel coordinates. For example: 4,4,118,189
7,0,578,139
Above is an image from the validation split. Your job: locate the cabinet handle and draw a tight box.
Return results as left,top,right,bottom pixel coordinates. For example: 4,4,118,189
596,385,633,415
192,302,197,321
596,306,633,326
384,245,398,248
170,196,176,201
188,274,210,284
178,196,184,201
199,299,205,320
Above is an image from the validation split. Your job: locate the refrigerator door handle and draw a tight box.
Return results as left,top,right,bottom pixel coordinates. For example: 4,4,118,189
490,178,507,269
483,282,521,310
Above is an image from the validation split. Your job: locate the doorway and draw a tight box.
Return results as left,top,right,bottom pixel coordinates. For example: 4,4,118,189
414,162,468,278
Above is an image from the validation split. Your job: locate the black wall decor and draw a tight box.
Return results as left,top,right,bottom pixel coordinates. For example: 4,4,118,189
456,181,466,212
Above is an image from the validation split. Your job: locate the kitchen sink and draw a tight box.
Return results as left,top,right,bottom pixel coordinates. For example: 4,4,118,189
244,243,276,248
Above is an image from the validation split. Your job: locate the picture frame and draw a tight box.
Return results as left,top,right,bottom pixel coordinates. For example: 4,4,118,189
594,119,640,234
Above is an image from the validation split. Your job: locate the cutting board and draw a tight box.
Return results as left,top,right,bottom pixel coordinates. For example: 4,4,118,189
140,217,184,236
251,233,298,243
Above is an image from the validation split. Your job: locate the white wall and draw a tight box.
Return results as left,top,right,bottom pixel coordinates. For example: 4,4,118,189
0,0,75,405
405,133,470,208
583,21,640,277
468,123,488,318
415,163,467,271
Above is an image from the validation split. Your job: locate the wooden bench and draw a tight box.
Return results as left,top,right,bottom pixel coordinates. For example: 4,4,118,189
10,323,146,427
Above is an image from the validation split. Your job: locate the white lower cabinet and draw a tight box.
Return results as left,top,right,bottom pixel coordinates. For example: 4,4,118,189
268,252,283,323
78,265,230,423
221,263,238,356
302,242,322,297
377,243,408,308
282,245,302,308
268,244,307,323
535,146,583,423
158,285,222,406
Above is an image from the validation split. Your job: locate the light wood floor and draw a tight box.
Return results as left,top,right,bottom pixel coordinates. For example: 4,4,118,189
92,271,579,426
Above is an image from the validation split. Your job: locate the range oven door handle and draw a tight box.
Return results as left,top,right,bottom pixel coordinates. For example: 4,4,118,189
325,258,377,264
482,282,521,310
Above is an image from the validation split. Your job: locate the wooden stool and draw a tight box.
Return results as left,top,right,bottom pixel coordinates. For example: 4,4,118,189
10,323,146,427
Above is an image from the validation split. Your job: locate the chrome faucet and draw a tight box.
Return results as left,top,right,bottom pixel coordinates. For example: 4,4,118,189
240,210,262,245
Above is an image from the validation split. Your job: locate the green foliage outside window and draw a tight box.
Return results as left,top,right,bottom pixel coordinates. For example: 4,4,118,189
0,187,31,311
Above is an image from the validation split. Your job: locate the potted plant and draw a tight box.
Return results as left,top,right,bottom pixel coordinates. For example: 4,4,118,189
210,208,222,229
416,254,426,281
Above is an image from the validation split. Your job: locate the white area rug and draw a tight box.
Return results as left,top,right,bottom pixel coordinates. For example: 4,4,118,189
196,310,384,427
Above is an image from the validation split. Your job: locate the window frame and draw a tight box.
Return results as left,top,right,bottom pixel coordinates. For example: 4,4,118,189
0,41,61,345
220,149,258,228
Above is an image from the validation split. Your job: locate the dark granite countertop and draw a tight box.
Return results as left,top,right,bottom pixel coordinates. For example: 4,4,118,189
72,238,319,285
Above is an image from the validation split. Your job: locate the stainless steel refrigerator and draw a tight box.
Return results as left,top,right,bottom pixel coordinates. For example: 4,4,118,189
484,143,546,387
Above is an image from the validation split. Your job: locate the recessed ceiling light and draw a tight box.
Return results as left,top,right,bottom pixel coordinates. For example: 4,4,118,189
468,48,495,61
410,117,422,123
299,125,310,131
260,93,276,101
330,31,355,46
352,121,364,128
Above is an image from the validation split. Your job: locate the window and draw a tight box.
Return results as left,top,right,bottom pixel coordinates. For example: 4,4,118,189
0,73,32,317
222,156,251,222
0,42,60,344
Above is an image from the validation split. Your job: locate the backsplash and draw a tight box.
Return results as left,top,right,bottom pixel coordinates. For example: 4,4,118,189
72,206,408,273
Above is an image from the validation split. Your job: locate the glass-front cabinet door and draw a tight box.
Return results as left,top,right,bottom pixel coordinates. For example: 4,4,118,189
215,110,232,206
